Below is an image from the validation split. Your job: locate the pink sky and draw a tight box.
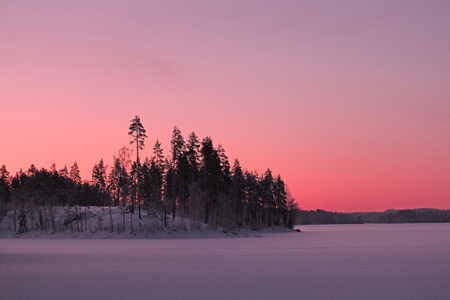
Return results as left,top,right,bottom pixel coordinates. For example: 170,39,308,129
1,1,449,212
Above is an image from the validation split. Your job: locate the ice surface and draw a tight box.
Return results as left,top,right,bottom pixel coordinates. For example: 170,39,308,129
1,224,449,299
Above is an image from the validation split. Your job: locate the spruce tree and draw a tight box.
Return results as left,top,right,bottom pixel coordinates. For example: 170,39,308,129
150,140,165,213
91,159,107,190
153,139,165,167
273,175,287,226
186,132,201,225
0,165,11,216
261,169,274,226
200,136,220,225
231,160,246,227
170,126,185,220
59,165,69,179
69,162,81,185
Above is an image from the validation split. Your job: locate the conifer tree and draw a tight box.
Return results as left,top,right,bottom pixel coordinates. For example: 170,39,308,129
273,175,287,226
231,160,246,227
170,126,185,220
129,115,147,219
92,159,107,190
59,165,69,179
148,140,165,213
216,144,231,227
108,158,122,206
153,139,165,167
69,162,81,185
177,152,190,215
49,163,57,175
109,157,129,231
0,165,11,216
187,132,200,173
200,136,220,225
245,171,260,228
186,132,201,225
261,169,274,226
92,158,111,227
171,126,185,163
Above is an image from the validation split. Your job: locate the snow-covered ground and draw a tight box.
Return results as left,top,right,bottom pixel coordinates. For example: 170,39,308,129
1,224,449,299
0,206,245,239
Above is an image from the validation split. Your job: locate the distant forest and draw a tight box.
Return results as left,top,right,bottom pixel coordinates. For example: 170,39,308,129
0,116,298,234
296,209,450,225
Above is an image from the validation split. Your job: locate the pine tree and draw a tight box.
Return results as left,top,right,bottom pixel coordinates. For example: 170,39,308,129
91,158,111,226
170,126,185,220
0,165,11,216
142,140,165,214
164,165,175,228
59,165,69,179
261,169,274,226
129,115,147,219
177,151,190,216
245,171,260,229
69,162,81,185
108,157,130,231
27,164,38,176
91,159,107,190
187,132,200,173
186,132,201,225
141,157,151,211
108,158,122,207
216,144,231,227
273,175,287,226
231,160,246,228
49,163,57,175
170,126,185,163
285,188,298,228
153,139,165,167
200,136,221,225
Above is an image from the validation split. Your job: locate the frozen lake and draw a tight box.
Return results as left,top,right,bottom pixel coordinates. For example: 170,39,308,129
1,224,449,299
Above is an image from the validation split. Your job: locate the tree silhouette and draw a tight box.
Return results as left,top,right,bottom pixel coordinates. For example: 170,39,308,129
170,126,185,220
69,162,81,185
0,165,11,217
1,119,297,234
129,115,147,219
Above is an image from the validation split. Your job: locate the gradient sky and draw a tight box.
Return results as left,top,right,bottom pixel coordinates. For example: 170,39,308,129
1,1,449,212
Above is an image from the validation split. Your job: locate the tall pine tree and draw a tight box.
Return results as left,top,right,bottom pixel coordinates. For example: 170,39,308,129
129,115,147,219
0,165,11,216
170,126,185,219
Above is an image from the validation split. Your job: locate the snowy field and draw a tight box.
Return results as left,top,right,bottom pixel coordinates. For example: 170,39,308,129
1,224,449,300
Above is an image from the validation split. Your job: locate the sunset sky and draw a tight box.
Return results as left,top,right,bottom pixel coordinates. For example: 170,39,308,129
1,1,449,212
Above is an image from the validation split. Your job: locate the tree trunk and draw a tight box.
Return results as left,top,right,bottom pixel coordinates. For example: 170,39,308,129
37,206,44,231
216,203,219,228
75,206,80,232
130,210,134,233
49,203,56,232
204,201,209,225
13,198,17,232
137,139,142,220
122,203,125,232
172,174,176,221
164,205,167,228
109,204,113,232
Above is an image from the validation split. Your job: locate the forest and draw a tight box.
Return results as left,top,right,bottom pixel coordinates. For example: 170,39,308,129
0,116,298,234
296,209,450,224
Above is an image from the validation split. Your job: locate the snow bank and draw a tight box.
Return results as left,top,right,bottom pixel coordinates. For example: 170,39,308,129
0,206,293,239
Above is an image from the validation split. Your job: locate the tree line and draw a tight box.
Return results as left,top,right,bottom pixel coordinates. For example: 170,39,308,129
295,209,450,225
0,116,298,233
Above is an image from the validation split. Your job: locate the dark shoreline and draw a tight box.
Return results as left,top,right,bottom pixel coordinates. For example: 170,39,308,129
295,208,450,225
